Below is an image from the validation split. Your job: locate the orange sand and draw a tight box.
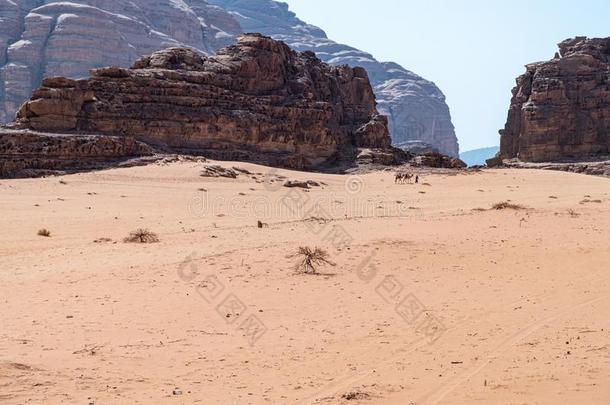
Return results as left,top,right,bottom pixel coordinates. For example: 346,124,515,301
1,161,609,404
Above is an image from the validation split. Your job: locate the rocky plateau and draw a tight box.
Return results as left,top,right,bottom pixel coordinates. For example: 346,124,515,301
7,34,396,174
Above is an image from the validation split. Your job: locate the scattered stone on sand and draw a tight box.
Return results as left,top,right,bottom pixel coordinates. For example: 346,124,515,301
200,165,239,179
283,180,321,189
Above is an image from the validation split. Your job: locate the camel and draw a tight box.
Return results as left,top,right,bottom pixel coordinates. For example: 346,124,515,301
395,173,414,184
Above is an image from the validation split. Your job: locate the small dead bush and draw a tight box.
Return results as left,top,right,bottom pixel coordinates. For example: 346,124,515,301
37,228,51,237
341,391,371,401
567,209,580,217
491,201,526,210
292,246,335,274
123,228,159,244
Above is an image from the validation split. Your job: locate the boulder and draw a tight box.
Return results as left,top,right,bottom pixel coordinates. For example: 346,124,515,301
412,152,466,169
486,155,504,167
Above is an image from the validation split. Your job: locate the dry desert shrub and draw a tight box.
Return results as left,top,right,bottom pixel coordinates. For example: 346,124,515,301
567,209,580,217
491,201,526,210
37,228,51,237
342,391,371,401
123,228,159,243
292,246,335,274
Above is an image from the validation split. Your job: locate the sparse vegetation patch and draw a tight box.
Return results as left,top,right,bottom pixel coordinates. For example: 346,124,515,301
292,246,335,275
491,201,526,210
123,229,159,243
37,228,51,237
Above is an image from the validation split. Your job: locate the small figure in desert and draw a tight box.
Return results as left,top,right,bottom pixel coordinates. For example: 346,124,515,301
395,173,413,184
415,175,419,184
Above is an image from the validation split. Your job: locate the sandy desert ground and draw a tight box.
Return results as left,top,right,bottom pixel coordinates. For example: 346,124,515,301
1,160,609,404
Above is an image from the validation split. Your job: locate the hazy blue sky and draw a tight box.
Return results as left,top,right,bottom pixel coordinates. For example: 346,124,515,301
282,0,609,152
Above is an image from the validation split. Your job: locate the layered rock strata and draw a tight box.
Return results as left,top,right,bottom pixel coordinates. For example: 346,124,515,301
0,0,242,123
1,0,460,156
499,37,610,162
208,0,459,156
11,34,392,170
0,128,153,177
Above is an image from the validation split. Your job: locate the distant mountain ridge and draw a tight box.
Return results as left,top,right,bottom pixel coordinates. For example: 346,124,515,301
460,146,499,166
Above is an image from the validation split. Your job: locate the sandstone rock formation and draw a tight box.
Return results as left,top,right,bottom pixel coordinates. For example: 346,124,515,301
208,0,459,156
411,152,466,169
0,128,153,177
1,0,459,157
0,0,242,123
499,37,610,162
11,34,392,170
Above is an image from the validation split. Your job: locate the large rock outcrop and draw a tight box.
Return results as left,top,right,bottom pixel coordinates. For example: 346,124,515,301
208,0,459,157
0,0,242,123
11,34,392,170
499,37,610,162
0,0,460,157
0,128,153,178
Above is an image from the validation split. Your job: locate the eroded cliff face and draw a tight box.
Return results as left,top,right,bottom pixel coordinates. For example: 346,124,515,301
0,0,460,157
208,0,460,156
0,0,241,123
499,37,610,162
12,34,392,169
0,128,153,178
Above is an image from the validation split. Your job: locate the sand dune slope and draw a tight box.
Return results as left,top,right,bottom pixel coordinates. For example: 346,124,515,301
1,162,609,404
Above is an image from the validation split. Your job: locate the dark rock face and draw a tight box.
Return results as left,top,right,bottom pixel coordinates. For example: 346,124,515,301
500,37,610,162
0,129,153,178
208,0,459,156
12,34,392,170
411,152,466,169
0,0,242,123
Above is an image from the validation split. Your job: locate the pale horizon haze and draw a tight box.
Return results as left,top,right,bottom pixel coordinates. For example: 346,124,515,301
282,0,610,152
